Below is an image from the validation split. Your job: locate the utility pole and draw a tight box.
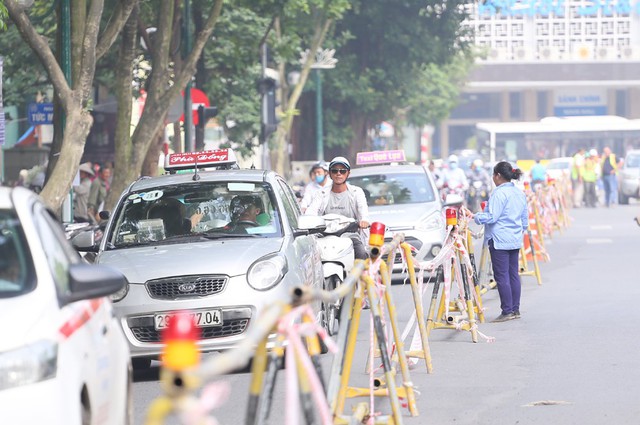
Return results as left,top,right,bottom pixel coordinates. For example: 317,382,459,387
183,0,194,152
61,0,73,223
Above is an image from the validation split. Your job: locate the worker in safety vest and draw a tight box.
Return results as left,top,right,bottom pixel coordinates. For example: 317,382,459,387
600,146,618,208
571,148,585,208
582,150,599,208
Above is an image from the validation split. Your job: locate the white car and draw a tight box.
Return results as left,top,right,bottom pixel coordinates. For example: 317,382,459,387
0,187,132,425
348,161,447,277
545,157,572,181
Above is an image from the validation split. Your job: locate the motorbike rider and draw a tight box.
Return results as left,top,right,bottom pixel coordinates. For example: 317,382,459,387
305,156,370,259
300,160,332,213
438,154,469,197
466,158,491,210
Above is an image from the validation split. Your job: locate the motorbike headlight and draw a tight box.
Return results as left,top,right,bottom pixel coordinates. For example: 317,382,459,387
109,283,129,302
415,212,443,232
0,340,57,391
247,254,288,291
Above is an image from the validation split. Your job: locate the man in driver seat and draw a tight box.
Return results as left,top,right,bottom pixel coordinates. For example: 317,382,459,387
225,195,263,232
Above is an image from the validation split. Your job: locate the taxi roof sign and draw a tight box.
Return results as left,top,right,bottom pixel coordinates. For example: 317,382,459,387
356,150,406,166
165,149,238,172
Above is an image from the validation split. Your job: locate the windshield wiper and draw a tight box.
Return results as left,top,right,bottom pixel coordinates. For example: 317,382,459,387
200,231,261,239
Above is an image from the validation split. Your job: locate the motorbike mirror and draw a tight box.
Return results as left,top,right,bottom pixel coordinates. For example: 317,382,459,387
443,193,464,207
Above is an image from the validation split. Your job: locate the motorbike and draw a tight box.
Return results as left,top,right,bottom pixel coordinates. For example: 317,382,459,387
316,214,359,336
440,182,467,204
467,180,489,212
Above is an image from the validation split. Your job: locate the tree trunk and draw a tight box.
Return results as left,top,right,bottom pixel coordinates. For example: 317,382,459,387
348,112,368,159
105,6,137,212
142,128,164,177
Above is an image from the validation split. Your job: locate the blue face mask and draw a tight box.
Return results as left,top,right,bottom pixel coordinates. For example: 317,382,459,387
449,162,458,170
315,174,326,184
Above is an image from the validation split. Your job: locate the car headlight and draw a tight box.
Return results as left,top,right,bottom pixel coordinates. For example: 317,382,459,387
415,212,443,232
0,340,57,391
247,254,288,291
109,282,129,302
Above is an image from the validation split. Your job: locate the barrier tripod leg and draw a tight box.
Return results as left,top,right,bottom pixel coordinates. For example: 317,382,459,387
426,265,444,335
527,228,542,285
333,279,365,417
326,275,356,414
477,242,495,295
379,261,419,416
295,349,316,425
400,242,433,373
532,201,546,254
245,338,270,425
458,259,479,343
363,275,404,424
465,229,485,323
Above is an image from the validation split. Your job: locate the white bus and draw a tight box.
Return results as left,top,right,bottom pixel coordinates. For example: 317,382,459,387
476,115,640,170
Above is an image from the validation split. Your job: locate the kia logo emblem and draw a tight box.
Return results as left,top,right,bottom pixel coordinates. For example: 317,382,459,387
178,283,196,293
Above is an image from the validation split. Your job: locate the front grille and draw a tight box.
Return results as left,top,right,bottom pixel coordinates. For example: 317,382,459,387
146,275,227,299
130,318,250,343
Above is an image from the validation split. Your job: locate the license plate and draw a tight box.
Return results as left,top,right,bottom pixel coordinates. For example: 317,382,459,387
154,310,223,330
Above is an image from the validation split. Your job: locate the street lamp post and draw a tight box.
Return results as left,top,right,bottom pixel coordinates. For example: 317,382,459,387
301,49,337,161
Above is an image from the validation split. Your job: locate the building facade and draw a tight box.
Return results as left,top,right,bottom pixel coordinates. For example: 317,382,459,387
434,0,640,157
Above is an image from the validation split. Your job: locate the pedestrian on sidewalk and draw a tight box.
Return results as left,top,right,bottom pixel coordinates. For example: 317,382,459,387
600,146,619,207
571,148,585,208
465,161,528,322
583,150,599,208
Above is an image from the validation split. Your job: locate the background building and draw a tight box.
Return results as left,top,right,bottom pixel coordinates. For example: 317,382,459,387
434,0,640,158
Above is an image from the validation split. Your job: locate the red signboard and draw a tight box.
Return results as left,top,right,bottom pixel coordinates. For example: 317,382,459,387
166,149,236,170
179,88,210,125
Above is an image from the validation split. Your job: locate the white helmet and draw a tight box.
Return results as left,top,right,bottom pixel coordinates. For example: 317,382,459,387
448,154,458,163
473,159,483,168
589,149,598,157
329,156,351,170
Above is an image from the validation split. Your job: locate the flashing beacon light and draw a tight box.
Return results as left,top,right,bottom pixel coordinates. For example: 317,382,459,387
445,208,457,227
162,312,201,371
481,201,487,212
524,181,531,192
369,222,386,247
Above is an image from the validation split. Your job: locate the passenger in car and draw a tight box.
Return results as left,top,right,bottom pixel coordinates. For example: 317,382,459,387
225,195,264,233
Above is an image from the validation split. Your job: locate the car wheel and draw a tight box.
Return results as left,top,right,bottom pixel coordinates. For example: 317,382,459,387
81,387,91,425
322,276,341,337
132,357,152,370
619,192,629,204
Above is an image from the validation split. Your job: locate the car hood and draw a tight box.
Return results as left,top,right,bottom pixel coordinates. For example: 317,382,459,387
622,167,640,178
368,203,440,229
98,238,284,283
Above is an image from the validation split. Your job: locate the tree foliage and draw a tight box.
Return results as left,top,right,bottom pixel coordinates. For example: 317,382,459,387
317,0,475,157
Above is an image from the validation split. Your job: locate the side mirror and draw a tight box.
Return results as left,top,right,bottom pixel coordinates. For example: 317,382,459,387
61,264,128,304
99,210,110,221
443,193,464,207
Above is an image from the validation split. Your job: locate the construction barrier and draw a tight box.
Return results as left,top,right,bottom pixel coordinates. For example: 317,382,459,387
143,187,573,424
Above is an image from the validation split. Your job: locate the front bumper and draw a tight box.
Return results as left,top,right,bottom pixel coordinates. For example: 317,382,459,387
113,274,289,358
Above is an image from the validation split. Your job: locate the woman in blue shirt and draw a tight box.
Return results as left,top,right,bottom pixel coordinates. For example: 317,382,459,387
467,161,529,322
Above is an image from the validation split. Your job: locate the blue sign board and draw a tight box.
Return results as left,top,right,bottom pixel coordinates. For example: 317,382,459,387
553,106,608,117
27,103,54,125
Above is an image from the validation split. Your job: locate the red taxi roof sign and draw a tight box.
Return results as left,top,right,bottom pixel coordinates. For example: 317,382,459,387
356,150,406,166
165,149,237,172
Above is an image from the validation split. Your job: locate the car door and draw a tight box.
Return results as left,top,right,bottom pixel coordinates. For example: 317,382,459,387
275,179,323,289
33,205,125,423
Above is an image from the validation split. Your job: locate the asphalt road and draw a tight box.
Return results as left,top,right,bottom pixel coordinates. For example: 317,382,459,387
132,201,640,425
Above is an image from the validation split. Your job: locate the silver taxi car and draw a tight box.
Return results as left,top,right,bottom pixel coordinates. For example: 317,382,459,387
348,153,446,275
92,150,324,368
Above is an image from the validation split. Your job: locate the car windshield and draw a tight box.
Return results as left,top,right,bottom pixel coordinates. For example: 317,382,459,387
0,210,36,298
349,172,436,206
107,181,282,249
625,154,640,168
